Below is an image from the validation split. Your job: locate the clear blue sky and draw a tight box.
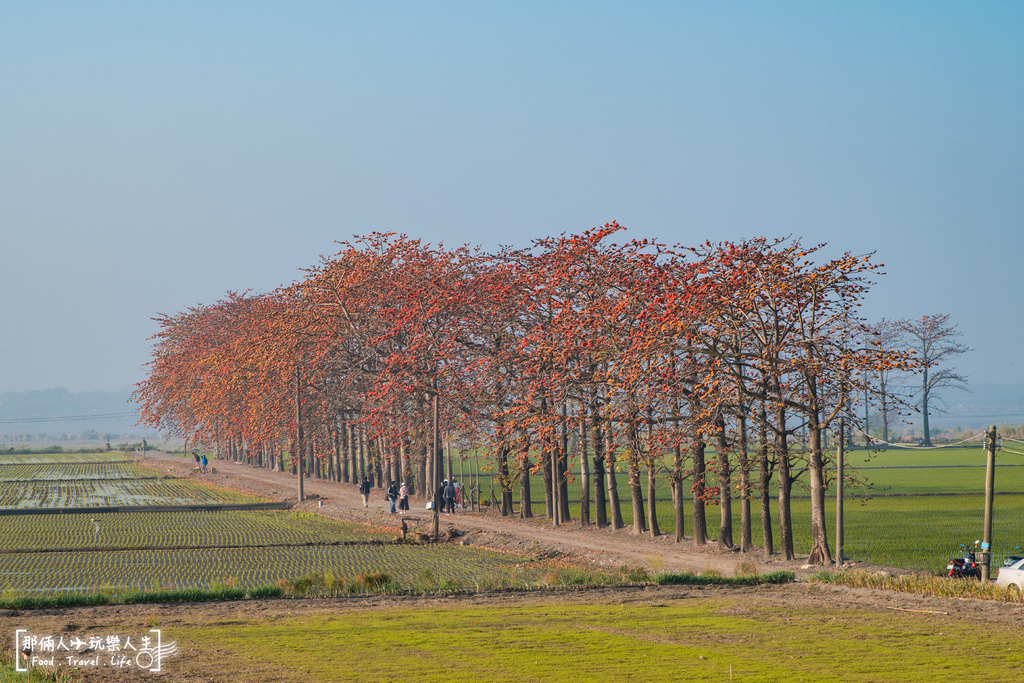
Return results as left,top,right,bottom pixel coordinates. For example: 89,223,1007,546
1,2,1021,393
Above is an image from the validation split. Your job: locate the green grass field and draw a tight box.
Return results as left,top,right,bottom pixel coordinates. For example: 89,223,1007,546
470,446,1024,571
170,597,1024,682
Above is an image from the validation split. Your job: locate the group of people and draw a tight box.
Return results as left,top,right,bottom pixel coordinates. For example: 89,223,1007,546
439,479,463,514
356,477,468,514
358,477,410,514
191,451,208,473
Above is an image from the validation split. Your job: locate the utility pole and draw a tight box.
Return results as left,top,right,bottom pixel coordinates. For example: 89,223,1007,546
446,437,453,485
835,415,844,569
863,375,870,449
431,389,440,541
981,425,997,582
296,364,304,503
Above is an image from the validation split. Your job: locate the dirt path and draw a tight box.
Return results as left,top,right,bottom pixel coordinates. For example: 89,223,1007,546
137,450,823,578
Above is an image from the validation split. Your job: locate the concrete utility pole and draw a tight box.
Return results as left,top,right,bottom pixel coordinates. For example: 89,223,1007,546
835,416,845,569
296,364,304,503
981,425,997,582
431,389,440,541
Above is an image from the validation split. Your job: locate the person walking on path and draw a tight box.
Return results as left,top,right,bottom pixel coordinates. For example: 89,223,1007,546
386,481,398,514
398,482,409,514
358,477,372,508
454,479,462,509
200,454,208,474
192,451,201,470
443,479,456,514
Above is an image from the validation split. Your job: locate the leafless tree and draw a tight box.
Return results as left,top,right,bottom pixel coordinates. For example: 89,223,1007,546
862,319,905,446
897,314,971,446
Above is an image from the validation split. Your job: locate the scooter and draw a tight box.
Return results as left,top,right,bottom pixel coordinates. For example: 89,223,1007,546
947,541,982,579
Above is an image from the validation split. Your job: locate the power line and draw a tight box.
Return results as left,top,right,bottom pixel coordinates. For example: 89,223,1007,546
849,426,987,450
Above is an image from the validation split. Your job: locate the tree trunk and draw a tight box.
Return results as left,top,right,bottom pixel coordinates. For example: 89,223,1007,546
776,405,795,561
541,443,554,520
691,436,707,546
417,442,428,500
373,439,383,488
559,403,571,523
922,366,932,446
606,432,624,530
626,416,647,535
758,409,774,557
645,408,660,538
498,441,513,516
716,416,734,550
399,436,409,490
646,466,660,538
392,436,401,486
519,434,533,518
358,426,367,483
590,393,607,528
672,438,686,543
550,438,560,526
880,376,890,445
806,404,833,565
736,413,752,553
579,415,590,528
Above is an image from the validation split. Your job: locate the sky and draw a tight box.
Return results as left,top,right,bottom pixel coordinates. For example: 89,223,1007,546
1,2,1022,395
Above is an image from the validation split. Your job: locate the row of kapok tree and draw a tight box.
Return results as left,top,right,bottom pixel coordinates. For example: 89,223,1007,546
134,224,909,564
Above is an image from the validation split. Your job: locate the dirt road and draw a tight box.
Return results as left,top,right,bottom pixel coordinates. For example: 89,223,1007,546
138,450,818,577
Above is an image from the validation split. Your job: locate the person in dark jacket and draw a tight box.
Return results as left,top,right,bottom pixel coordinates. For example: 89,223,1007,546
386,481,398,514
358,477,371,508
443,479,456,514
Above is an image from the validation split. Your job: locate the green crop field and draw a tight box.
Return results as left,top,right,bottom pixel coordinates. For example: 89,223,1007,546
0,543,560,594
0,477,268,509
0,452,268,509
469,445,1024,572
0,461,155,482
171,596,1024,682
0,510,395,552
0,452,564,597
0,452,129,464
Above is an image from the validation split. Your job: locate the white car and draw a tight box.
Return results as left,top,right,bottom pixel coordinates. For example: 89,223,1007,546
995,557,1024,590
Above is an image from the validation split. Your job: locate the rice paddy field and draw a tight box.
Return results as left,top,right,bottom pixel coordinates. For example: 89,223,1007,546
0,544,552,594
0,453,564,595
0,510,393,552
0,452,128,465
0,460,151,482
0,477,267,509
0,454,269,509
